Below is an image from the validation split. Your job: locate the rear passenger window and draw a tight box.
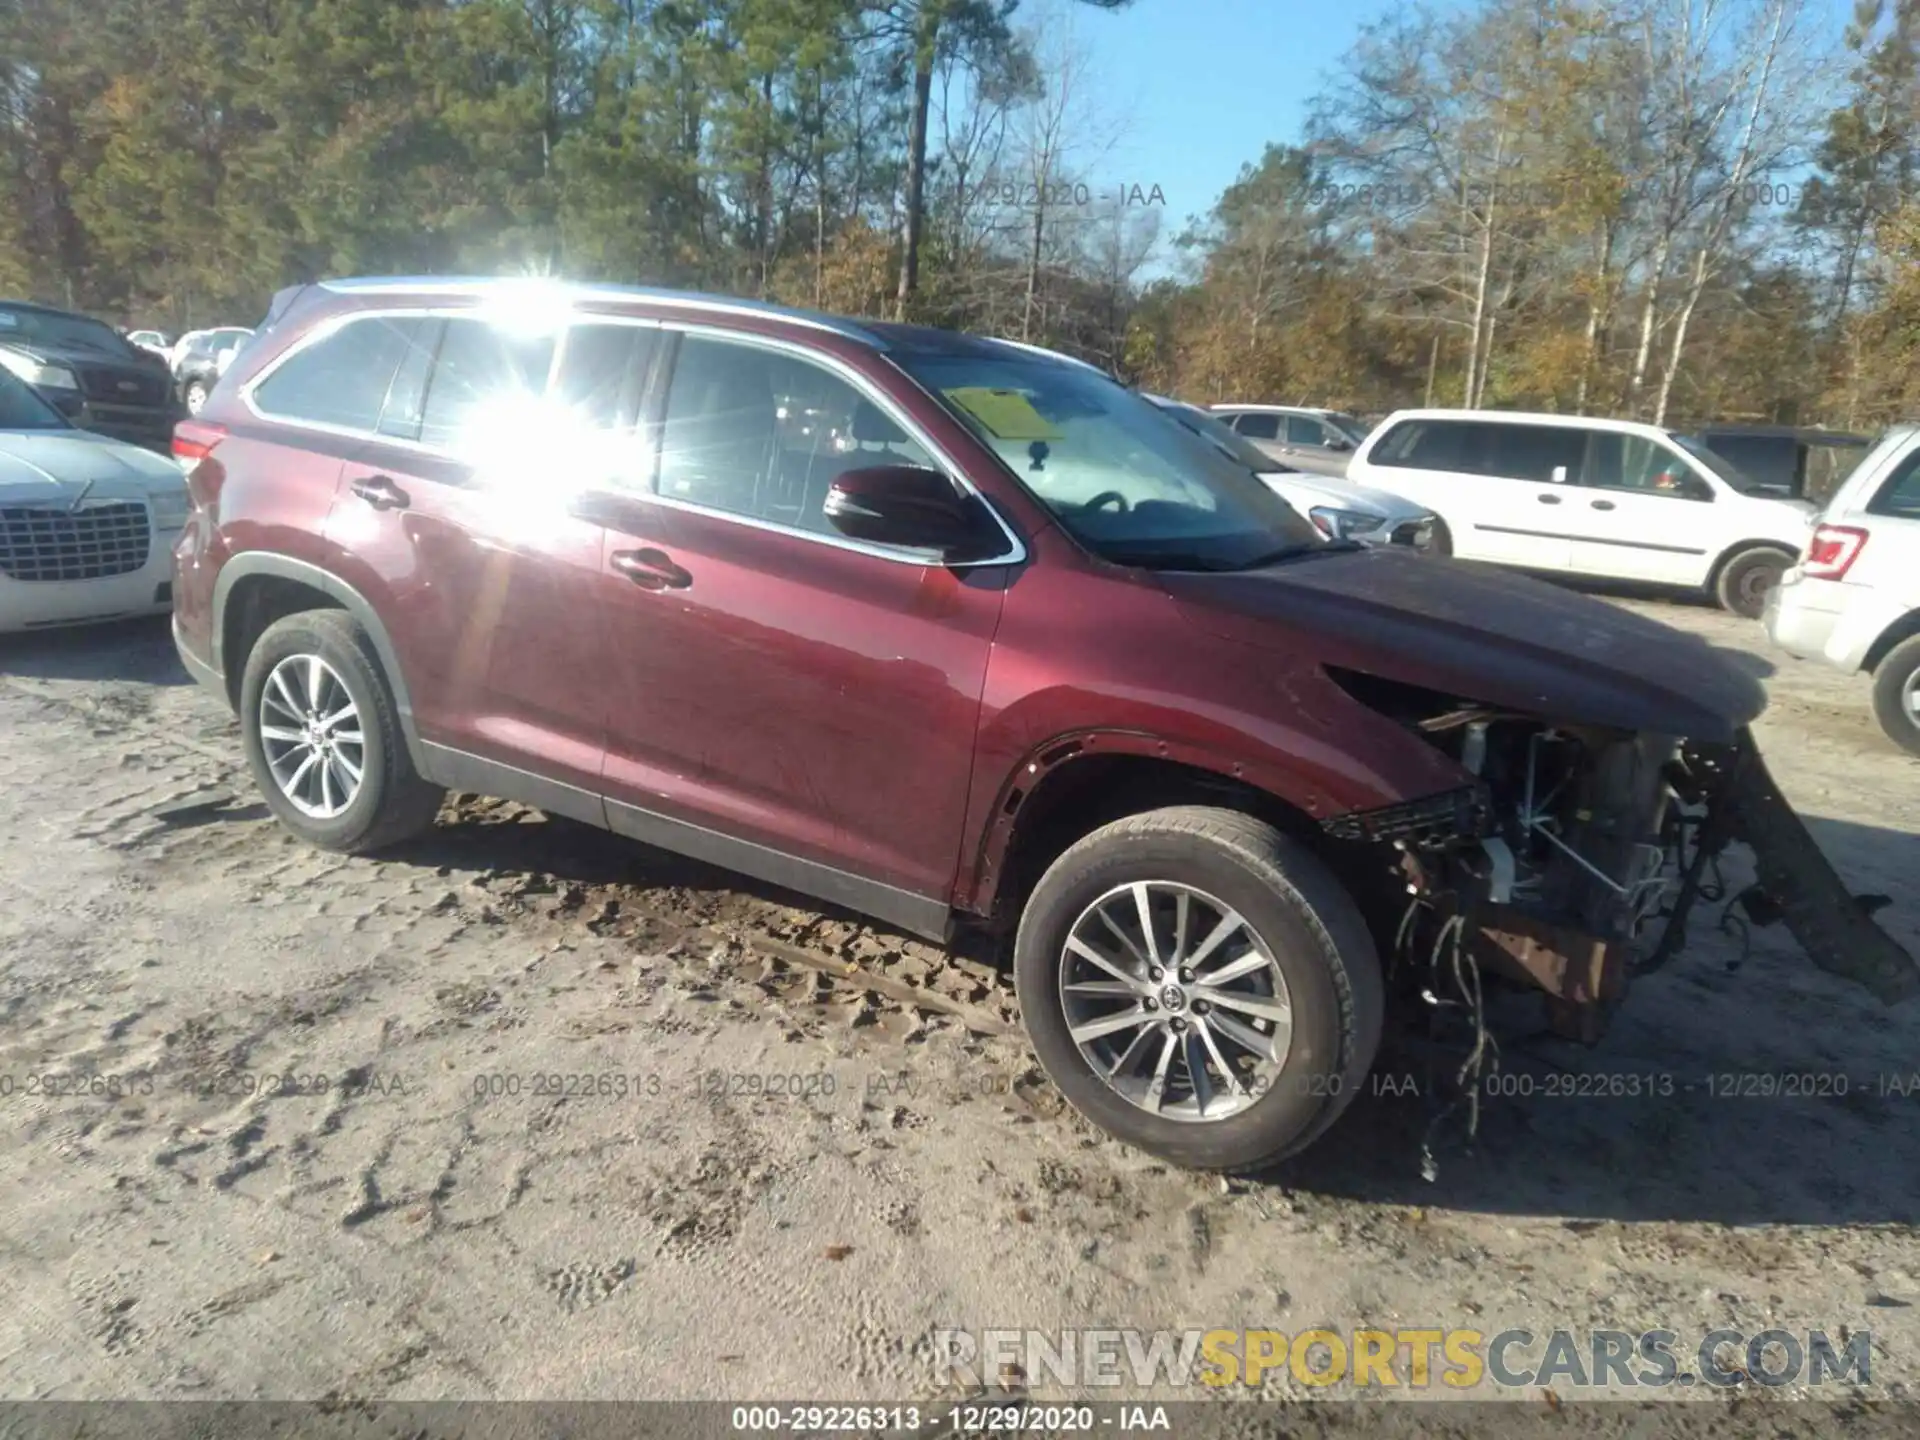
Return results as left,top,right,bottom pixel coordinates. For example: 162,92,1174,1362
250,315,418,431
1489,424,1585,482
552,323,655,429
1870,448,1920,519
1234,413,1280,439
419,319,557,451
375,318,440,440
1371,419,1486,473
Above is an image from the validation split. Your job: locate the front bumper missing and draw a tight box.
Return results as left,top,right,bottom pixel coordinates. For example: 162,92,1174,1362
1329,728,1919,1029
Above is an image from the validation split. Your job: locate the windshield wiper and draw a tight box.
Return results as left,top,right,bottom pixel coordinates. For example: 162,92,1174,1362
1226,539,1363,570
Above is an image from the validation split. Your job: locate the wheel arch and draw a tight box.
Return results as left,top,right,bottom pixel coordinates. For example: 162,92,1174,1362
213,553,429,771
1862,609,1920,675
961,731,1347,929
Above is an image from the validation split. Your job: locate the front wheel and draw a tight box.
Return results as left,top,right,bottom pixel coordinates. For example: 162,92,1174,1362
1715,547,1791,619
1871,633,1920,758
238,609,444,852
1013,806,1383,1172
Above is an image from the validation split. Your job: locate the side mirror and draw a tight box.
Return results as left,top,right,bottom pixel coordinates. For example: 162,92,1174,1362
1324,434,1353,452
824,464,994,556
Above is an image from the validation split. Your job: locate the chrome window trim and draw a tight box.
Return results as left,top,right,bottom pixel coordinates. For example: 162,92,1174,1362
634,321,1025,570
315,277,885,347
237,306,1025,570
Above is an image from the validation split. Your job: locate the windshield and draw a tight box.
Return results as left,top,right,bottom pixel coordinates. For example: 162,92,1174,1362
895,353,1325,570
0,369,70,430
1152,398,1286,474
0,305,138,359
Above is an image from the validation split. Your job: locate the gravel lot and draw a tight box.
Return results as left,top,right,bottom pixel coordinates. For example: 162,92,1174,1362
0,593,1916,1420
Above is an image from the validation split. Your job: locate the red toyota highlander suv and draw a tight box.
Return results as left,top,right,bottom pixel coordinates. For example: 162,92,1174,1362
170,277,1915,1172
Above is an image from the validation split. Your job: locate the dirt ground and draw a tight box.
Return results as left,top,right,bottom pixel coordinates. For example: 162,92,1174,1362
0,591,1916,1419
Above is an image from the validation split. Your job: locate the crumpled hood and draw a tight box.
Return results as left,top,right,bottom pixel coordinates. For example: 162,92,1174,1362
0,429,185,503
1167,544,1766,743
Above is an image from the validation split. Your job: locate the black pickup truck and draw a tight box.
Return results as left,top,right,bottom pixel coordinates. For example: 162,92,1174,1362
0,300,181,453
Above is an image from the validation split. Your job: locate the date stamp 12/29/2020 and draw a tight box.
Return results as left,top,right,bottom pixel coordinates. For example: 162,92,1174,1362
5,1064,1917,1108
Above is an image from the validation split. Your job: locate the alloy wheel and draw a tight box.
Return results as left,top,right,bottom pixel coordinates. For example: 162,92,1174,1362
1059,881,1294,1123
259,654,365,819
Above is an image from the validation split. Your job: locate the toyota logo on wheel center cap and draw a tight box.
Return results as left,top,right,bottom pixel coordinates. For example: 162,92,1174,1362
1158,984,1186,1012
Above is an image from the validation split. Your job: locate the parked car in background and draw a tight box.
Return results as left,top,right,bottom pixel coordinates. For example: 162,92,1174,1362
1147,395,1446,552
0,300,180,453
125,329,172,360
168,276,1915,1171
1688,424,1871,505
174,327,255,414
1210,405,1373,479
1765,422,1920,754
1212,405,1370,450
0,366,189,631
1345,409,1817,617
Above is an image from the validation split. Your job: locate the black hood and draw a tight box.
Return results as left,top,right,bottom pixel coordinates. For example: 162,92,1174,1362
1166,545,1766,743
0,335,165,373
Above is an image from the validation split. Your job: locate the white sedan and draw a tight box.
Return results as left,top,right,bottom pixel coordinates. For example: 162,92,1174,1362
0,368,190,631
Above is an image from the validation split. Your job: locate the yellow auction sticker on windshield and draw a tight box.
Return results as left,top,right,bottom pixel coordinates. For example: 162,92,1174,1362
943,387,1062,442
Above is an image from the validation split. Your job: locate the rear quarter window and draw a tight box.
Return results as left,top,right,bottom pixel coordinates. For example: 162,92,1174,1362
1869,446,1920,519
250,315,422,432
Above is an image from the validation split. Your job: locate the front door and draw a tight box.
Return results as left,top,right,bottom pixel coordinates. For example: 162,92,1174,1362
593,329,1010,933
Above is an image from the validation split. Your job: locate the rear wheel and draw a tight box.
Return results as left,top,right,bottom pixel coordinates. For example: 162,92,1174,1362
1013,806,1382,1172
1871,633,1920,758
1714,547,1791,618
238,610,443,852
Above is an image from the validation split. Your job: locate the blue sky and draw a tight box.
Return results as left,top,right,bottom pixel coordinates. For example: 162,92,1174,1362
1043,0,1861,276
1047,0,1459,262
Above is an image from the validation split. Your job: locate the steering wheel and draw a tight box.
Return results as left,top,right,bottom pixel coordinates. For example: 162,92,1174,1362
1079,490,1130,514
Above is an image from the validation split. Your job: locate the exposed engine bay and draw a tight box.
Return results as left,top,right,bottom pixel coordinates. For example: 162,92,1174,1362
1320,667,1920,1174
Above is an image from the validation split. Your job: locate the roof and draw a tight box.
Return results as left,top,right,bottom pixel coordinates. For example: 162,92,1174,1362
1690,423,1871,445
1376,407,1692,435
319,275,893,348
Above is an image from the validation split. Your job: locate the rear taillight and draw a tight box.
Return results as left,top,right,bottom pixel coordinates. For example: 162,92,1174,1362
172,420,226,464
1802,523,1868,580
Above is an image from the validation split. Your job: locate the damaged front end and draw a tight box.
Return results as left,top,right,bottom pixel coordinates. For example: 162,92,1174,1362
1319,667,1918,1165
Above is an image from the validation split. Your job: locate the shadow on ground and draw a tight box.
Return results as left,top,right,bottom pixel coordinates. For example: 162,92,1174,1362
0,615,190,684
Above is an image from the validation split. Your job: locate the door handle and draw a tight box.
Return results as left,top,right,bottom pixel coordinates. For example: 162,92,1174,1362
610,547,692,591
351,475,410,510
1537,493,1562,505
1591,499,1616,511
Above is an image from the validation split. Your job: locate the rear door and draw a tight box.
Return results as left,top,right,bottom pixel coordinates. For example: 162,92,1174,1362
326,312,652,799
1567,429,1718,584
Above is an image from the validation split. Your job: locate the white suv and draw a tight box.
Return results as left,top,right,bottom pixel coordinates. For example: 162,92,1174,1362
1765,422,1920,753
1345,409,1817,616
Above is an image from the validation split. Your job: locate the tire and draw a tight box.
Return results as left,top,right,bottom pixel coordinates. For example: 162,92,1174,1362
238,609,444,853
183,379,208,415
1871,633,1920,759
1714,547,1791,619
1013,806,1383,1172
